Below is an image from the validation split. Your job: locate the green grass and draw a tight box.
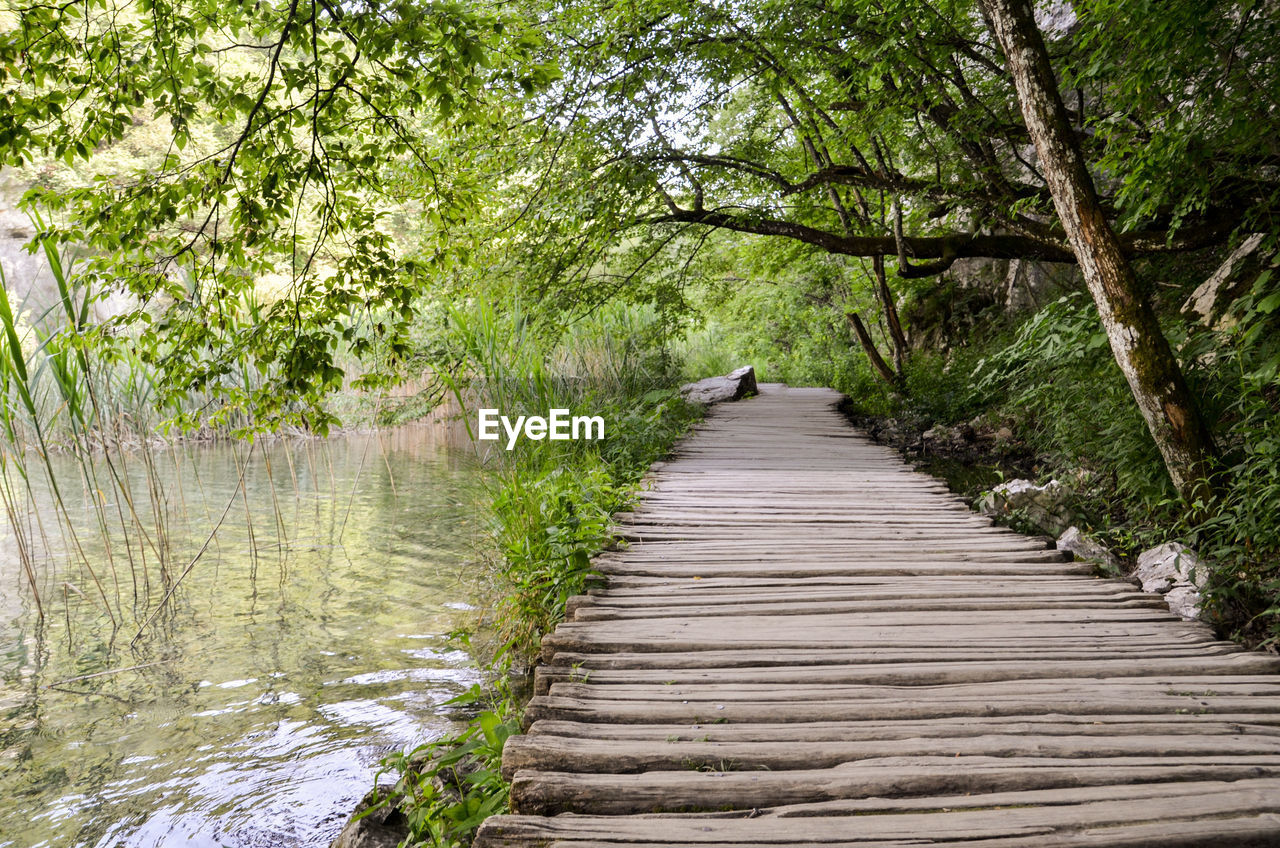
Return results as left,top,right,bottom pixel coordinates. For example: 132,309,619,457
364,299,701,847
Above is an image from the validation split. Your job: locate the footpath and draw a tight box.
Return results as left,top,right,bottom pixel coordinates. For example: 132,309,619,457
476,385,1280,847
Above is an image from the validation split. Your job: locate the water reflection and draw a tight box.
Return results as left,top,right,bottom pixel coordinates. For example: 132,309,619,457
0,426,485,847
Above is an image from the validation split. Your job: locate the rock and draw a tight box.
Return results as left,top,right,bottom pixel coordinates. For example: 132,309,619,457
1182,233,1270,327
922,424,949,443
977,478,1072,535
995,426,1014,441
874,418,908,444
1134,542,1207,593
680,366,757,405
1003,258,1082,313
1163,584,1203,621
330,787,409,848
921,423,975,451
1035,0,1077,36
1056,526,1120,571
1133,542,1207,621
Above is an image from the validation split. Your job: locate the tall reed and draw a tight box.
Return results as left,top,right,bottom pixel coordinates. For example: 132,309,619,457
0,218,276,637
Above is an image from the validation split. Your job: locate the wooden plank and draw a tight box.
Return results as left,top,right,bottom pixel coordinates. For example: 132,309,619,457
522,693,1280,726
524,715,1280,742
507,763,1280,815
500,732,1280,778
546,643,1251,668
590,574,1125,590
577,581,1151,602
541,677,1280,704
476,780,1280,844
533,654,1280,694
476,816,1280,847
569,598,1170,620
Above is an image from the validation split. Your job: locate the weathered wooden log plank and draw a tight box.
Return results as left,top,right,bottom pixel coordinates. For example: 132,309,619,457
577,580,1147,602
539,631,1220,662
543,676,1280,702
569,597,1170,620
590,574,1123,591
499,732,1280,779
476,815,1280,847
539,617,1215,658
507,761,1280,815
524,715,1280,742
533,654,1280,694
522,693,1280,726
544,644,1250,672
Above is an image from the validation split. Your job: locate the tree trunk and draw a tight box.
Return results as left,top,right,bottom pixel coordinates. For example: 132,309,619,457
872,255,909,373
847,311,900,387
980,0,1216,504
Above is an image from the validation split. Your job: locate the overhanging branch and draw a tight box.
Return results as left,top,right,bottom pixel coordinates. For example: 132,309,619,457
647,204,1245,268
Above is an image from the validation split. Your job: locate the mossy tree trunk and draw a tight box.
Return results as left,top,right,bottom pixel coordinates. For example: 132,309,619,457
980,0,1216,504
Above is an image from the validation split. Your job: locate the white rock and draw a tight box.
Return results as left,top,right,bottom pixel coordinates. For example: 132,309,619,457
1182,232,1267,325
1134,542,1206,594
680,366,758,405
1163,583,1203,621
1056,526,1120,570
977,478,1072,535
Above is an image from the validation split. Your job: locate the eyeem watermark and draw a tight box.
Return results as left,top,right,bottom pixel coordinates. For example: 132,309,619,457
477,408,605,450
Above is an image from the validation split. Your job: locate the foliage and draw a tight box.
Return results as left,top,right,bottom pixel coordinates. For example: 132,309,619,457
0,230,198,624
370,700,517,848
970,292,1169,503
676,241,884,394
499,0,1280,298
364,299,700,847
1183,242,1280,643
915,263,1280,646
0,0,558,430
446,300,699,659
1064,0,1280,235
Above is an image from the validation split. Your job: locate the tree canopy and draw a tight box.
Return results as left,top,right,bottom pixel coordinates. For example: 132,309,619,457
508,0,1277,275
1,0,554,427
1,0,1277,450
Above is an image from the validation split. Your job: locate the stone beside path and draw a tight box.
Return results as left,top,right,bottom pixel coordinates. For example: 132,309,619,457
475,384,1280,847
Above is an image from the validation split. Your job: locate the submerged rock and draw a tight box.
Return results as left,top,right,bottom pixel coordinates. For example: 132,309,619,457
680,365,758,404
1056,526,1120,572
1134,542,1207,621
977,478,1072,535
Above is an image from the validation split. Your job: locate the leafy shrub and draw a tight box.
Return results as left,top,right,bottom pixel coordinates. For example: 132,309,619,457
368,704,517,848
1183,252,1280,643
970,293,1170,504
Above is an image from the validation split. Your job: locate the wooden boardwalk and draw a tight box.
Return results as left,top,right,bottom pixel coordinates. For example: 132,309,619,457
475,385,1280,847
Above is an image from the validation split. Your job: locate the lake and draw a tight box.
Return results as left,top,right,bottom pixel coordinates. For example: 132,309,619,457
0,426,486,847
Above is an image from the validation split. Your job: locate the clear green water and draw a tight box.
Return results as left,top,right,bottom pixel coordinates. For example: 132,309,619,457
0,427,485,847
